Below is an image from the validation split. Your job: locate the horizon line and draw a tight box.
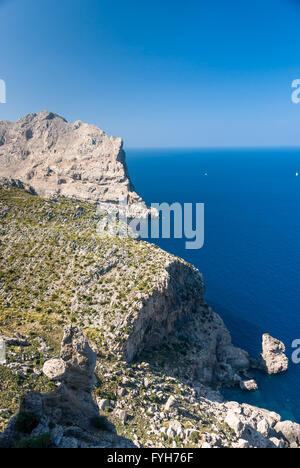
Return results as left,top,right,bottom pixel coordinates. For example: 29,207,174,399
125,145,300,151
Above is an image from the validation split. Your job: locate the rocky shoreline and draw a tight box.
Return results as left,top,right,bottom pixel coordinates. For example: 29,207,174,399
0,325,298,449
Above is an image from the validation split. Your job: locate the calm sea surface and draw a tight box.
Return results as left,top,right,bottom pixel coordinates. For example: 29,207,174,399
126,148,300,422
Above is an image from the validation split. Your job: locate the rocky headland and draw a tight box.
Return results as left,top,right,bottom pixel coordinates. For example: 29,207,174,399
0,112,298,448
0,111,155,218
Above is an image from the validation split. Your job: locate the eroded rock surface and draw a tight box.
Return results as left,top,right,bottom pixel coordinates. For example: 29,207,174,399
42,359,65,380
261,334,289,375
0,111,153,217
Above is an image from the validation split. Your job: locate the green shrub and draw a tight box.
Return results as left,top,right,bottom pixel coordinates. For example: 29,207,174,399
17,433,52,449
149,394,159,403
189,431,199,443
15,412,40,434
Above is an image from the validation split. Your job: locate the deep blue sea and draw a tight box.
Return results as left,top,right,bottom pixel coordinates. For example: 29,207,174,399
126,148,300,423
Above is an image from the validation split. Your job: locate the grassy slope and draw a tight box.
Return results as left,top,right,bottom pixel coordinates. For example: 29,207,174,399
0,186,234,447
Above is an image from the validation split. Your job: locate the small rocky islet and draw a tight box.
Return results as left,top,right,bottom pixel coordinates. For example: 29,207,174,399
0,111,298,448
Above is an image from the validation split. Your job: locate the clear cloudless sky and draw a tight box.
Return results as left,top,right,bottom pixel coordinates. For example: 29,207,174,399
1,0,300,147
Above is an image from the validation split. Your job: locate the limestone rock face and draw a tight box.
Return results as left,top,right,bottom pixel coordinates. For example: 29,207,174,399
0,111,152,217
261,334,289,375
60,325,97,394
274,421,300,448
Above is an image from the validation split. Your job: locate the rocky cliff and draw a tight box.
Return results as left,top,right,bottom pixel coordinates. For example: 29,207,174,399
0,122,298,448
0,111,153,218
0,183,248,389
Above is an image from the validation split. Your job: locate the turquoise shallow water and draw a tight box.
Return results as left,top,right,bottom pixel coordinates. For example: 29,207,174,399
126,148,300,423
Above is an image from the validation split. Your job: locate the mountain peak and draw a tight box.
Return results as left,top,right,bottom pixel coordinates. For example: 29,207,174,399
0,111,150,217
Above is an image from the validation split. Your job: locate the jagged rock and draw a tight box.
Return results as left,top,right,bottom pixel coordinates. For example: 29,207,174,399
261,334,289,375
166,420,184,438
60,325,97,395
219,345,251,372
225,411,245,437
240,379,258,392
17,326,99,430
0,111,155,218
274,421,300,447
96,399,111,411
0,205,9,218
269,437,286,448
0,326,135,448
164,396,177,411
257,419,270,438
233,439,250,448
123,261,205,362
35,337,52,353
42,358,66,380
144,378,151,388
30,416,50,438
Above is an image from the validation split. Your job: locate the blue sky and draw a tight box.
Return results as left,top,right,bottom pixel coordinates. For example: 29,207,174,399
0,0,300,147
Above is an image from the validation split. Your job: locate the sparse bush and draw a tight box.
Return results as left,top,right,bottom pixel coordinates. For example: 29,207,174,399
189,431,199,444
149,394,159,403
17,433,52,449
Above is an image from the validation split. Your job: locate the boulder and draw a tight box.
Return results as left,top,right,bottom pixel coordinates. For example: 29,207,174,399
274,421,300,446
240,379,258,392
225,411,245,437
234,439,250,448
261,334,288,375
165,396,177,411
42,358,66,380
166,420,184,438
257,419,270,438
96,399,111,411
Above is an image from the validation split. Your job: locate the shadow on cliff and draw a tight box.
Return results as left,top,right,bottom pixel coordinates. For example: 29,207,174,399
210,302,265,359
0,326,135,449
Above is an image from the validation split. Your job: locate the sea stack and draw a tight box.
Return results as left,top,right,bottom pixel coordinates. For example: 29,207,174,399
261,334,289,375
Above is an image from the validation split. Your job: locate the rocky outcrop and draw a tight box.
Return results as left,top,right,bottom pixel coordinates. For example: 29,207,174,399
42,359,65,381
240,379,258,392
0,111,154,218
123,261,205,362
36,325,99,429
0,326,135,448
107,257,253,389
274,421,300,448
261,334,289,375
